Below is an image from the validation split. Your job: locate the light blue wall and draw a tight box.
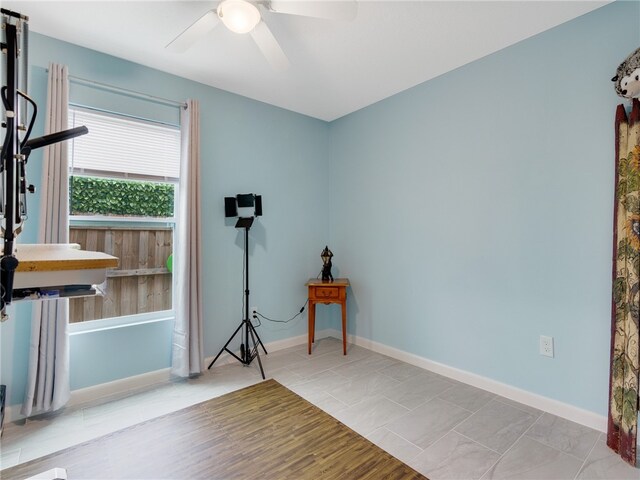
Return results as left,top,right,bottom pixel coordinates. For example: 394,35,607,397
329,1,640,416
0,33,330,405
1,2,637,418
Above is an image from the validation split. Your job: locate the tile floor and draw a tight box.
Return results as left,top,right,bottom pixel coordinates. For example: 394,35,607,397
1,337,638,479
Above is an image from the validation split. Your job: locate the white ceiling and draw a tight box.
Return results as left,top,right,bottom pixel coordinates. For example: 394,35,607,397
3,1,610,121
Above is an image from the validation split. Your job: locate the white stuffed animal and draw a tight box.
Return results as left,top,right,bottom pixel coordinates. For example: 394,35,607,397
612,47,640,99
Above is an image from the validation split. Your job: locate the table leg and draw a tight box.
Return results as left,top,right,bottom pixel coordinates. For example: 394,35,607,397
341,300,347,355
308,301,315,354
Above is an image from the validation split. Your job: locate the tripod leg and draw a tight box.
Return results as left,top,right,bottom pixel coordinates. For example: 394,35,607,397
208,321,244,370
250,322,268,355
248,325,266,380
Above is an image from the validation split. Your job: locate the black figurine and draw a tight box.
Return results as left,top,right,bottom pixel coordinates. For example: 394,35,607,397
321,246,333,282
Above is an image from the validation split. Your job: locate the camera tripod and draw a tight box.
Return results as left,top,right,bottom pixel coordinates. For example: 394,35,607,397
208,217,267,378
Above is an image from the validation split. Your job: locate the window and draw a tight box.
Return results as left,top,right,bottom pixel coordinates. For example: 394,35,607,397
67,107,180,326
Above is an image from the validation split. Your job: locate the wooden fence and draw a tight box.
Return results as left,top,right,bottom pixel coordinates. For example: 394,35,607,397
69,226,173,323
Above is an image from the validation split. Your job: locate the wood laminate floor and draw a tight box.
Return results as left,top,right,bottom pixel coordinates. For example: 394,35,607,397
1,379,426,479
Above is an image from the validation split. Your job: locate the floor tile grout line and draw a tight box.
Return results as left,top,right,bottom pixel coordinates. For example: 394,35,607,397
518,434,591,477
392,422,451,455
492,396,543,418
453,430,503,456
373,426,426,454
322,391,350,410
573,433,602,480
476,407,541,480
432,392,474,414
390,398,483,461
436,389,495,410
351,394,478,466
522,419,599,463
323,384,376,408
377,379,462,413
378,391,426,413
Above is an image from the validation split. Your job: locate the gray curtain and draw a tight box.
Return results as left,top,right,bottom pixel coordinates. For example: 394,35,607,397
171,99,204,377
21,63,71,416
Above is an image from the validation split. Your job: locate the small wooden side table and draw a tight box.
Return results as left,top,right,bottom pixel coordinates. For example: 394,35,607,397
306,278,350,355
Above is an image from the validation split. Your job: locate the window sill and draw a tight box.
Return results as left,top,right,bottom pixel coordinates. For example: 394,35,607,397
69,311,175,335
70,215,176,225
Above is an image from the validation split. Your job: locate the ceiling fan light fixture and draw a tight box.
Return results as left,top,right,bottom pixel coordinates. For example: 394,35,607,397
218,0,261,34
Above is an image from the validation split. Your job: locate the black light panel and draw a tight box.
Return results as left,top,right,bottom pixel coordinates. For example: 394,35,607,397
224,197,238,218
254,195,262,216
224,193,263,218
236,194,255,208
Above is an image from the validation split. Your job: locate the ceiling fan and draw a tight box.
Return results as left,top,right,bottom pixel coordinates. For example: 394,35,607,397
166,0,358,70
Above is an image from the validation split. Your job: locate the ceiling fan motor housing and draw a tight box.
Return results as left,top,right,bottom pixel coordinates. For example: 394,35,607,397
217,0,261,34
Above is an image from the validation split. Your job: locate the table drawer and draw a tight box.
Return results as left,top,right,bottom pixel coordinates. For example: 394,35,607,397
313,286,340,300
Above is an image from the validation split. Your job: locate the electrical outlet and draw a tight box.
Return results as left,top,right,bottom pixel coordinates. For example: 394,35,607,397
540,335,554,358
251,306,258,319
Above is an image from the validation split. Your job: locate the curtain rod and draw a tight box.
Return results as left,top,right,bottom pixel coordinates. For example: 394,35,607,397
45,69,187,109
70,75,187,109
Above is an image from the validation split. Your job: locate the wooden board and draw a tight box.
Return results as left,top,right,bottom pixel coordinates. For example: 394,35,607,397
0,380,427,480
12,243,118,291
14,243,118,272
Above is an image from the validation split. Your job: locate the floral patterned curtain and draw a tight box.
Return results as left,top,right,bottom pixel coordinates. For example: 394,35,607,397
608,98,640,466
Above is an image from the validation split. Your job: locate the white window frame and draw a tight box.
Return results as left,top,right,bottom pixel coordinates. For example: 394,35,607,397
67,106,180,332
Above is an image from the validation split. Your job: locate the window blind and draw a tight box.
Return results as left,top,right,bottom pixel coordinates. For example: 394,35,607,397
68,108,180,179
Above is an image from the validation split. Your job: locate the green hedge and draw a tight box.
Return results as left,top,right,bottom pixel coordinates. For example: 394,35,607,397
70,176,174,217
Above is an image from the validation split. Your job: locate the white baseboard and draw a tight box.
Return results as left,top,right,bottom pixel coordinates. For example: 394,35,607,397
4,404,21,424
68,368,172,408
3,367,174,424
3,329,330,423
329,329,607,433
5,328,606,433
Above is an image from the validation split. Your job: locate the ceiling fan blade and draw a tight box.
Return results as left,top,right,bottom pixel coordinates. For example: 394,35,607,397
166,10,220,53
250,21,290,70
269,1,358,21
